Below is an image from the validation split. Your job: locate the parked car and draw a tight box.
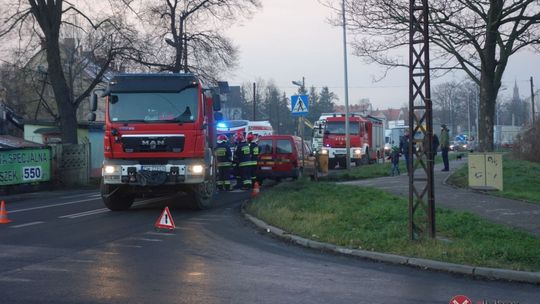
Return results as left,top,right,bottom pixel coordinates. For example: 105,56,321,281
256,135,317,183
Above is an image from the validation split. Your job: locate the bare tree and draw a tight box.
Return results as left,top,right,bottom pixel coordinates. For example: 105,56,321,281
326,0,540,151
0,1,138,144
127,0,261,83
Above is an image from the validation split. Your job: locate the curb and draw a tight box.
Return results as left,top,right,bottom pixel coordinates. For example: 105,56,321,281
242,209,540,285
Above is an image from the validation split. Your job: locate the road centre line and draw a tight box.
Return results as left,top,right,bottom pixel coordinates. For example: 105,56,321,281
9,221,45,229
60,192,100,199
57,197,174,219
10,198,100,214
59,208,109,219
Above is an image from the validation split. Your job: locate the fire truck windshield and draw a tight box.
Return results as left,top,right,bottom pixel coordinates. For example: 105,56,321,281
108,89,199,123
325,122,360,135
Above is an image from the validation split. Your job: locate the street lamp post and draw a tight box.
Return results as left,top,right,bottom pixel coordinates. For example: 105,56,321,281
292,78,306,170
342,0,351,170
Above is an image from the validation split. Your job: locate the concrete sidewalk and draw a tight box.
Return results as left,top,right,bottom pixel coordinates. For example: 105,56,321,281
342,157,540,237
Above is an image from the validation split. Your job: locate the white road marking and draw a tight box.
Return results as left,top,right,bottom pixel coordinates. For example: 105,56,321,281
9,221,45,229
59,208,109,219
57,197,174,219
11,198,99,213
145,231,175,236
24,265,69,272
0,276,31,282
109,244,143,248
129,238,163,242
60,192,99,199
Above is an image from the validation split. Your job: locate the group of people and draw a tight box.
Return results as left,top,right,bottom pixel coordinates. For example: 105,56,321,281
389,124,450,176
215,132,259,191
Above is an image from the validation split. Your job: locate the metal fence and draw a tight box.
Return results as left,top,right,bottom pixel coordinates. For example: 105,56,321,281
52,143,91,186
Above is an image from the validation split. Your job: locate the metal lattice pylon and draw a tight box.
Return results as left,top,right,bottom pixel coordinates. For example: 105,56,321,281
408,0,435,240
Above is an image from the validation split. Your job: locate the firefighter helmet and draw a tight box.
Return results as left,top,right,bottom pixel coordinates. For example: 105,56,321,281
235,132,245,143
246,133,255,142
217,134,228,143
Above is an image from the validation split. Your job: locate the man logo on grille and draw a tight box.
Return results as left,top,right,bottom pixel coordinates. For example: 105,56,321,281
450,295,472,304
141,139,165,149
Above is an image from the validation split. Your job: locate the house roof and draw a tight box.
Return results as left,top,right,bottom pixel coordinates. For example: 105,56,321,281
383,108,403,121
0,135,45,149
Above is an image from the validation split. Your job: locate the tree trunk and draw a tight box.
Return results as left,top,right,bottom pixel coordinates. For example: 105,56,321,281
478,72,497,152
477,2,503,152
46,38,79,144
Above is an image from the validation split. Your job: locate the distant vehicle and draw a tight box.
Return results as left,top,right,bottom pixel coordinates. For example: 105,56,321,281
256,135,316,183
316,113,384,168
384,126,408,155
216,120,273,139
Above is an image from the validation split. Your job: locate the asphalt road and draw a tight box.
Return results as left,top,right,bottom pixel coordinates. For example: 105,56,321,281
0,187,538,304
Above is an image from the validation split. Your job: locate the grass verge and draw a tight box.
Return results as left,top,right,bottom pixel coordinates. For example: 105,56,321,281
447,156,540,204
247,180,540,271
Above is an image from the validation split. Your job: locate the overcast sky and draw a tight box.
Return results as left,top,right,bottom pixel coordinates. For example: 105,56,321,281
225,0,540,110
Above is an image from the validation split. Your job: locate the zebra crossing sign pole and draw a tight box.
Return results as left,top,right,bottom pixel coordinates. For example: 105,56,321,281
291,94,309,169
291,95,309,116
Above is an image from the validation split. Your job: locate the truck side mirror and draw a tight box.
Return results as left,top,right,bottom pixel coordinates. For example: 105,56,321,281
214,112,223,121
212,94,221,111
90,92,98,112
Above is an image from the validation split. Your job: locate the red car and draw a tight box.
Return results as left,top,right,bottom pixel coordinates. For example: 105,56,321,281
256,135,317,183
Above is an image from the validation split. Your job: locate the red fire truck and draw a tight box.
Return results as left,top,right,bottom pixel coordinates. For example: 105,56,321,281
89,73,224,211
319,114,384,169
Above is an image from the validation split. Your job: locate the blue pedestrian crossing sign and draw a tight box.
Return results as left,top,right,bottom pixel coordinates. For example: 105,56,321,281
291,95,309,116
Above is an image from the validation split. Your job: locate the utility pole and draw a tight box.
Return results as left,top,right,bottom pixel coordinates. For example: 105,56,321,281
467,92,471,137
253,82,256,121
408,0,435,240
531,77,535,124
342,0,351,171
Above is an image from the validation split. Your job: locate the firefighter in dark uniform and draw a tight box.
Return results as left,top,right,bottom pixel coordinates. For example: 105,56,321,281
232,133,242,189
215,134,232,191
234,132,252,190
247,133,259,187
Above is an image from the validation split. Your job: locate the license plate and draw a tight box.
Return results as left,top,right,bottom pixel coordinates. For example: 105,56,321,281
141,165,167,172
261,166,272,170
334,149,346,154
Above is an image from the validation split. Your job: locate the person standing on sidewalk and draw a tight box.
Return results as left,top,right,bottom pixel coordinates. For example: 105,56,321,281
440,124,450,171
399,130,411,174
388,146,401,176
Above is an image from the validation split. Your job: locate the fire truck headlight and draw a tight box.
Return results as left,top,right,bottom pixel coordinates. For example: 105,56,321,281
354,149,362,155
103,165,120,175
321,149,329,155
189,164,204,174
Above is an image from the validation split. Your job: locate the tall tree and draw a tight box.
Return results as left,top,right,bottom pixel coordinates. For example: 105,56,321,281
0,1,138,144
128,0,260,82
328,0,540,151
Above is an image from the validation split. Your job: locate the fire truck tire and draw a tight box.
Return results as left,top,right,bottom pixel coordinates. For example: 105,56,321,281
361,148,370,165
329,159,337,169
338,158,347,169
188,179,215,210
101,181,135,211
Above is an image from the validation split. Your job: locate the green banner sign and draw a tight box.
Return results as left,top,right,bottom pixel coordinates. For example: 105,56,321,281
0,148,51,186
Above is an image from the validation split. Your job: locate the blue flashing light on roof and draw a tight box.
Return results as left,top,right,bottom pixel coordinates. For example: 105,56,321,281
217,122,227,128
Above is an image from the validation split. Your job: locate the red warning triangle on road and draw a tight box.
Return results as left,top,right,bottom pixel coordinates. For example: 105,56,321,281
154,206,175,230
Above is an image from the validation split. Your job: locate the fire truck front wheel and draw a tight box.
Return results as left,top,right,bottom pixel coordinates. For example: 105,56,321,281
188,180,215,210
328,159,337,169
101,181,135,211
